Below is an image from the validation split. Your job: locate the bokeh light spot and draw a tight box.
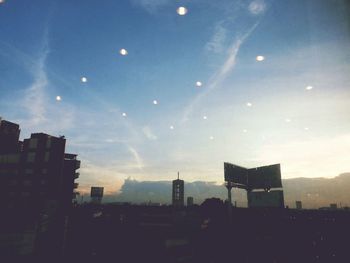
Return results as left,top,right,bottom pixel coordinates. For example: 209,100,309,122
119,48,128,56
177,6,188,16
256,55,265,61
306,85,313,90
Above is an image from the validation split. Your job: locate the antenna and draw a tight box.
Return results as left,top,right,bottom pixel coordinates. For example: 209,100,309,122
177,171,179,180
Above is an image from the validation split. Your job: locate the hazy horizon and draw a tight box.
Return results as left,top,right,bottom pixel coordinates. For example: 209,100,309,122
1,0,349,195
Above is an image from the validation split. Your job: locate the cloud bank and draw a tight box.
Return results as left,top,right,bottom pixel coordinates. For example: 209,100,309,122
101,173,350,209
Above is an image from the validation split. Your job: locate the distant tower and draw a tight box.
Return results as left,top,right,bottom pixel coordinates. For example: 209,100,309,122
296,201,302,210
172,172,184,207
90,187,104,204
187,197,194,206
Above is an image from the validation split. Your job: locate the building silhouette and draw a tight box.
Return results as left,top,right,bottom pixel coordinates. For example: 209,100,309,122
224,162,284,208
187,196,194,206
172,172,184,207
296,200,302,209
0,119,80,257
0,118,21,154
90,186,104,204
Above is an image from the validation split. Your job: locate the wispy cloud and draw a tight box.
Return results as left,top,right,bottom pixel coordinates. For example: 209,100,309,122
205,23,227,54
2,27,52,128
182,22,259,123
1,27,77,135
20,28,52,130
142,126,157,140
130,0,171,14
128,146,145,170
22,48,49,126
248,0,266,15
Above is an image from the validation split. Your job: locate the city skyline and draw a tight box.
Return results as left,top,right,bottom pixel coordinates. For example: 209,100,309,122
0,0,349,195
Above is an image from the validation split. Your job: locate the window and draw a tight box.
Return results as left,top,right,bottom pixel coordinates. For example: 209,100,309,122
25,169,33,174
26,152,36,163
23,180,32,186
29,138,38,149
44,152,50,162
0,154,19,164
42,168,48,174
21,192,30,197
46,137,52,148
9,180,17,186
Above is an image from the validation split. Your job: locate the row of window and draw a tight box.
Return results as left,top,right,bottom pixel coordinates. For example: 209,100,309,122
7,191,47,197
25,168,48,174
8,179,47,186
26,152,50,163
0,169,19,176
0,154,20,164
28,137,52,149
0,168,48,175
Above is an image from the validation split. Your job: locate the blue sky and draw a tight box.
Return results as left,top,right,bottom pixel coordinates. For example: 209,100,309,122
1,0,349,194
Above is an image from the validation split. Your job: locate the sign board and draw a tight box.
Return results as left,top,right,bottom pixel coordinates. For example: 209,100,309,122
90,187,104,198
247,190,284,208
247,164,282,190
225,162,282,190
224,162,248,185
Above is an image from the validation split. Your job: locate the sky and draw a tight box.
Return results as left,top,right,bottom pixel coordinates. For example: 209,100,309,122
0,0,349,195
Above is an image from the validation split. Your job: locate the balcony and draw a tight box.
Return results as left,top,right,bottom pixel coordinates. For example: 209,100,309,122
75,160,81,169
74,172,80,179
73,182,79,189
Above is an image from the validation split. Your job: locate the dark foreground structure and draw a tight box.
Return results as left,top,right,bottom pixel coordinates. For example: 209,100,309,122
1,193,350,262
64,202,350,263
1,119,349,262
0,119,80,259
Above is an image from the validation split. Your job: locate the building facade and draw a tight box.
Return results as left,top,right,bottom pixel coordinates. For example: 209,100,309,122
187,197,194,206
90,186,104,204
0,119,80,257
172,173,184,207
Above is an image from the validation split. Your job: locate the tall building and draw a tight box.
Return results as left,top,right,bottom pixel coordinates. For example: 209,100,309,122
296,201,302,210
90,186,104,204
0,132,80,211
0,119,80,257
0,118,21,154
187,196,194,206
172,172,184,207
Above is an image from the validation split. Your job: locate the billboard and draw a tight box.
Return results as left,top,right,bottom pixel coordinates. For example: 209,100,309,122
247,164,282,190
90,187,104,198
224,162,248,185
224,162,282,190
247,190,284,208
